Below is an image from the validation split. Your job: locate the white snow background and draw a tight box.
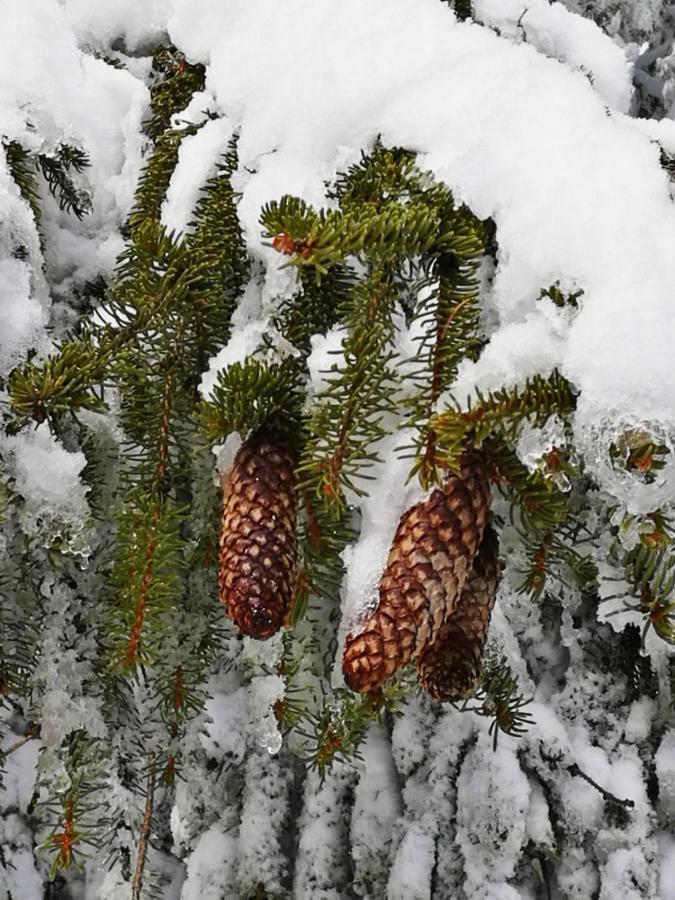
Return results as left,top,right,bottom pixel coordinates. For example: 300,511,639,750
1,0,675,897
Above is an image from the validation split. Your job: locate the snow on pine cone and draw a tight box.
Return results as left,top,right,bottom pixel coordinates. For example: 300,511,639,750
219,433,297,639
417,525,500,702
342,452,491,693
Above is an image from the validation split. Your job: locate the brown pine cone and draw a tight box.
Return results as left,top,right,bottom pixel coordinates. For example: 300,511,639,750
219,434,297,639
342,452,490,692
417,526,500,702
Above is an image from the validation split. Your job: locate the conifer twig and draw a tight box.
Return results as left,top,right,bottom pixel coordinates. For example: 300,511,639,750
131,764,156,900
5,727,39,756
567,763,634,809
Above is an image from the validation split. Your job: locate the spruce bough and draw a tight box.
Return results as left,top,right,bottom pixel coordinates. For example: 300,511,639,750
2,44,674,892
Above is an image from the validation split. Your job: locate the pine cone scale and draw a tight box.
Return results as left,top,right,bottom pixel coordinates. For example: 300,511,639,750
417,526,500,701
219,434,298,640
343,452,490,692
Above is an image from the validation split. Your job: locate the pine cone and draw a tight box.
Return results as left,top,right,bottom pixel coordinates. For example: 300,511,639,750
417,526,500,702
342,452,490,692
219,434,297,639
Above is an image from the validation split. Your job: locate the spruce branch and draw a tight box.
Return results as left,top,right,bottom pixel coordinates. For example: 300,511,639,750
131,763,156,900
3,727,39,757
262,191,481,277
3,140,91,223
329,140,430,209
38,733,107,876
9,221,216,427
622,542,675,644
275,266,355,356
303,682,408,779
485,436,570,534
432,370,577,469
463,652,534,750
289,492,353,628
37,144,91,219
3,140,41,225
567,763,634,809
129,129,192,236
185,138,249,357
110,497,184,673
540,282,584,309
200,358,304,443
297,266,400,516
403,212,485,487
145,46,206,141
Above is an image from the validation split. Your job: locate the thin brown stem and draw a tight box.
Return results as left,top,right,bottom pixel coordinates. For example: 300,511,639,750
132,764,156,900
567,763,635,809
5,727,39,756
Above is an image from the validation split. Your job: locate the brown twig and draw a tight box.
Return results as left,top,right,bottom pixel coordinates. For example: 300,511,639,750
131,764,156,900
567,763,635,809
4,727,39,756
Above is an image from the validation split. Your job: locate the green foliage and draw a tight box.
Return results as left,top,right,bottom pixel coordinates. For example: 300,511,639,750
261,183,481,278
445,0,473,21
37,144,91,219
3,139,91,231
145,46,206,140
5,63,248,833
463,651,534,750
609,428,670,483
275,266,355,356
297,265,400,515
108,497,185,672
37,732,107,877
186,137,249,355
622,541,675,644
201,358,303,444
3,140,42,225
262,144,488,516
302,682,409,779
540,282,584,309
6,124,586,791
432,369,577,469
403,230,485,488
129,129,190,234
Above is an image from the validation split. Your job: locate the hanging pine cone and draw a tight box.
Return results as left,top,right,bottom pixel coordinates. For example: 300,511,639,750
417,525,500,702
219,433,297,639
342,452,490,692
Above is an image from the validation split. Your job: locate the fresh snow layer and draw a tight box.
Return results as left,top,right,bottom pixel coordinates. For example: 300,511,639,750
473,0,634,113
166,0,675,446
161,116,235,237
58,0,172,53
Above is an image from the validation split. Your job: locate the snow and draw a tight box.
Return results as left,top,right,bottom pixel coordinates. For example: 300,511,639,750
0,257,46,376
3,427,93,557
306,328,348,395
0,154,49,375
456,736,530,896
200,319,270,400
200,684,248,763
180,825,237,900
59,0,171,53
339,429,429,630
350,725,402,896
161,117,234,238
387,823,435,900
655,728,675,820
8,427,88,509
474,0,634,113
659,833,675,900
